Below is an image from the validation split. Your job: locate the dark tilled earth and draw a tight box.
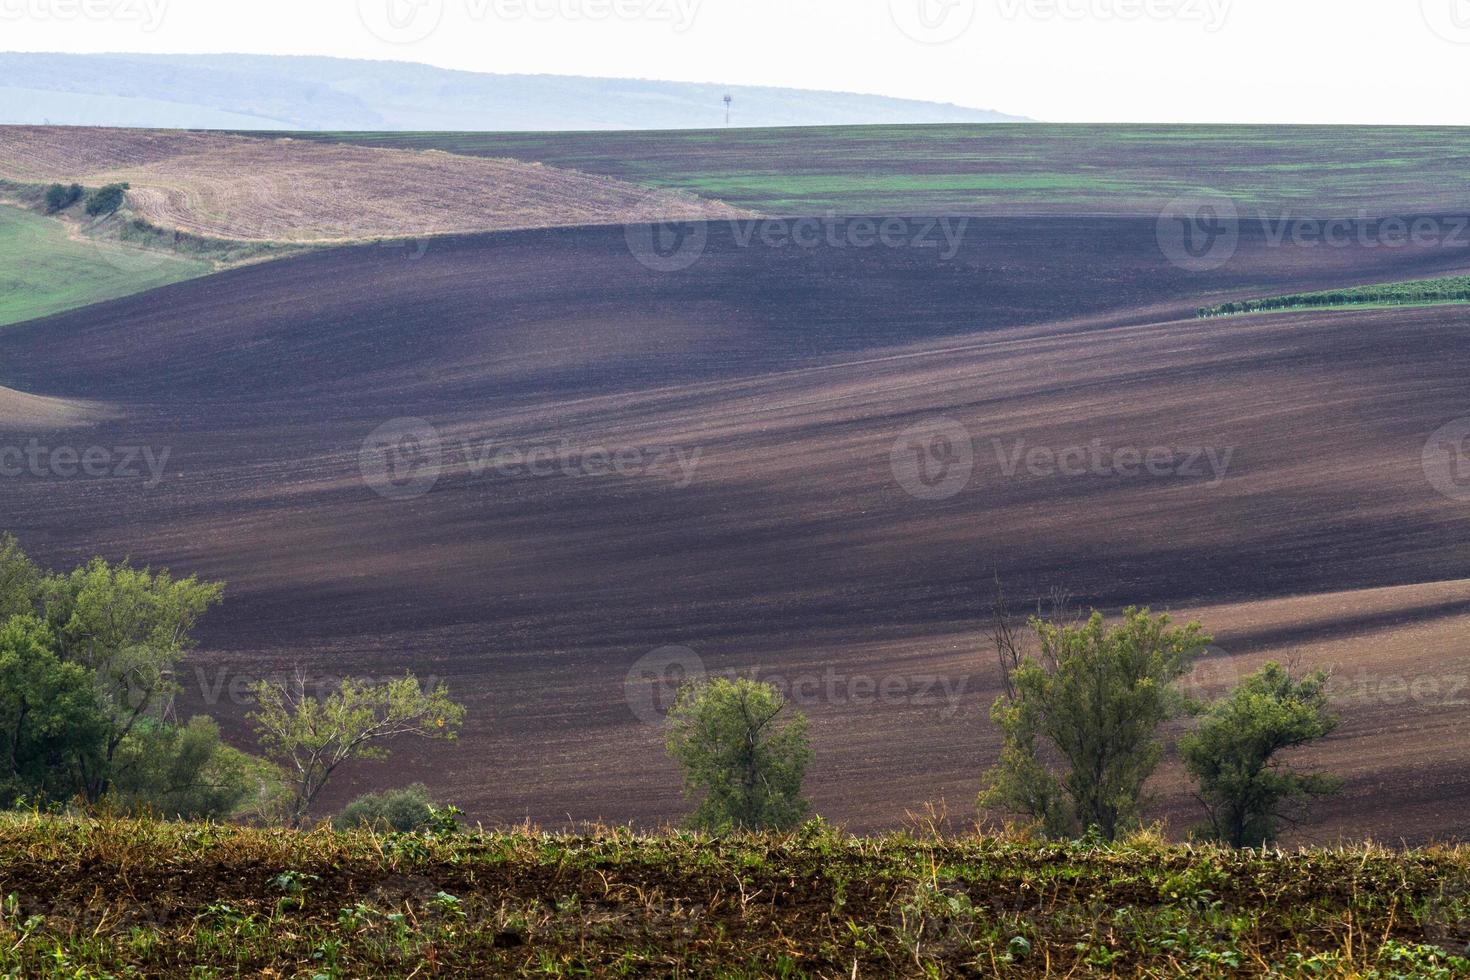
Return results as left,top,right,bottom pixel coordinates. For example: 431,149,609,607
3,217,1469,837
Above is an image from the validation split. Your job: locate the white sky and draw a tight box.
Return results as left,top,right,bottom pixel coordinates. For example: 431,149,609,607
4,0,1470,123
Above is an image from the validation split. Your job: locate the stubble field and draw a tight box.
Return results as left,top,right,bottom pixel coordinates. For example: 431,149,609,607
0,126,747,242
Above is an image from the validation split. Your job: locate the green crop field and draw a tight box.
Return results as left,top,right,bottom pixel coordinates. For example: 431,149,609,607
3,813,1469,978
1199,274,1470,318
0,204,211,328
277,124,1470,217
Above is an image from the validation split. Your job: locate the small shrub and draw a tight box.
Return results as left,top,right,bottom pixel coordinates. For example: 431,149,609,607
332,783,438,832
1181,662,1339,847
44,183,83,213
84,183,130,217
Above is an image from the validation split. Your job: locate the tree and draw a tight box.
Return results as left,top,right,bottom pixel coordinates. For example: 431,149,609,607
0,539,259,819
0,615,108,808
333,783,438,832
107,715,284,821
41,558,224,801
249,672,466,828
1180,662,1340,847
981,607,1209,840
84,182,130,217
664,677,811,832
44,183,83,213
0,534,41,621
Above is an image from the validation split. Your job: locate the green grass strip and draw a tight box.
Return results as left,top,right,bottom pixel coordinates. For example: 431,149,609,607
1198,274,1470,318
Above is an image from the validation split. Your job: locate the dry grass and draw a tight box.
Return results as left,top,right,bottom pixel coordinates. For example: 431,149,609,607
0,126,750,242
1,812,1467,977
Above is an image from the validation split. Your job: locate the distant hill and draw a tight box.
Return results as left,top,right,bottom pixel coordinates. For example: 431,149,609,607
0,53,1027,130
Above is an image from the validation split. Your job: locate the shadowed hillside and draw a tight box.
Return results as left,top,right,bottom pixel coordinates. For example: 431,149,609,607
2,217,1468,836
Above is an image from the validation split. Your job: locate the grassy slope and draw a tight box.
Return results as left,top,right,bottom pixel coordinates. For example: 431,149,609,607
280,124,1470,216
2,814,1468,978
0,204,210,328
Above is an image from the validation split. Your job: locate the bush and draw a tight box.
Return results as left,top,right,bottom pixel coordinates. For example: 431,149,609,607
44,183,83,213
665,677,812,832
108,716,284,822
980,607,1209,840
333,783,438,832
1181,662,1340,847
251,673,465,828
84,183,130,218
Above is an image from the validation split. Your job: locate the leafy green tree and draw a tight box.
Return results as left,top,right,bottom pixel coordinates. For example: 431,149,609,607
333,783,438,832
108,715,284,821
42,558,224,801
0,534,41,621
981,608,1209,840
664,677,812,832
84,182,130,217
0,616,108,807
44,183,83,213
1180,662,1340,847
249,672,466,828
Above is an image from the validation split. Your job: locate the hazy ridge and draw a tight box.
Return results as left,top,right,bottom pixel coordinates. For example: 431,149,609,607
0,52,1027,130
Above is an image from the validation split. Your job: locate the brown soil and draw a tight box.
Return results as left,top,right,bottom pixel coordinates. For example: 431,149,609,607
2,216,1468,840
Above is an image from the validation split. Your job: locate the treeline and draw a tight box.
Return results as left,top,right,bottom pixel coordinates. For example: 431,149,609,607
3,532,1344,846
42,181,130,217
662,593,1341,849
1198,275,1470,317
